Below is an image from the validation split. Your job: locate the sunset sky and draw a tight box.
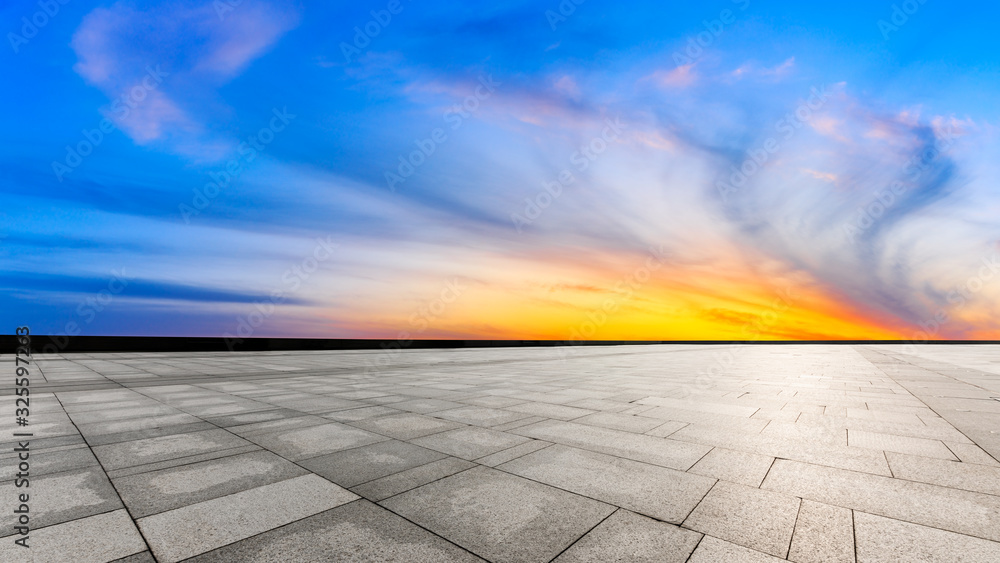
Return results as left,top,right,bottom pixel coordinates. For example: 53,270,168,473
3,0,1000,340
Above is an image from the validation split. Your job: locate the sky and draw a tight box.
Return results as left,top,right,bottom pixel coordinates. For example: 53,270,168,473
3,0,1000,341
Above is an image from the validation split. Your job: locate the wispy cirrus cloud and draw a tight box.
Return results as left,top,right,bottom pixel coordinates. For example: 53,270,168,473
71,0,300,154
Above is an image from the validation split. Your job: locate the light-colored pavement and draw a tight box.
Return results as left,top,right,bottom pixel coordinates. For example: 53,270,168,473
2,344,999,562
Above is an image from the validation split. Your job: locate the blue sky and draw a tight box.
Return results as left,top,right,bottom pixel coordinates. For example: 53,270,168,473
3,0,1000,340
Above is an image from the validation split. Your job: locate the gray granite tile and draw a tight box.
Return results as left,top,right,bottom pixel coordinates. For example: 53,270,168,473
300,440,447,487
412,426,530,460
112,450,307,518
0,466,123,537
185,499,484,562
688,535,787,562
849,429,957,460
885,451,1000,496
554,509,702,563
245,422,390,461
688,447,775,488
788,500,854,563
506,401,596,421
92,428,252,470
500,444,716,523
138,474,358,562
683,480,800,558
434,405,534,427
0,509,146,563
350,413,466,440
381,465,615,563
855,510,1000,562
512,419,711,471
475,440,553,467
350,457,477,502
573,411,665,433
762,458,1000,542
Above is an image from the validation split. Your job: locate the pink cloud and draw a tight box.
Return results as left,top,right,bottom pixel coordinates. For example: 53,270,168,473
646,64,697,88
70,1,299,147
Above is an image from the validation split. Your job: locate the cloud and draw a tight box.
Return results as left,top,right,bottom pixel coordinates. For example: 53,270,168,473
645,64,697,88
71,0,299,148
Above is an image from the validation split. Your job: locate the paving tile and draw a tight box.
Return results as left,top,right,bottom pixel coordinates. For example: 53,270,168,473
506,401,595,420
638,396,759,417
670,423,892,476
573,411,665,433
564,398,632,412
350,457,476,501
0,445,98,481
855,511,1000,562
688,447,775,488
225,415,329,438
112,450,307,518
848,429,957,460
300,440,447,487
381,465,614,563
885,451,1000,496
92,428,252,470
185,499,484,562
0,466,123,536
640,406,770,433
350,412,466,440
320,405,402,422
111,552,157,563
490,415,548,431
787,500,854,563
389,398,465,413
688,535,787,562
946,442,1000,466
459,395,529,408
245,421,390,461
0,509,146,563
107,444,261,478
500,444,716,523
645,420,688,437
138,474,358,562
202,408,301,427
412,426,530,460
434,405,533,427
761,458,1000,542
475,440,553,467
683,480,800,557
513,419,711,471
554,509,702,563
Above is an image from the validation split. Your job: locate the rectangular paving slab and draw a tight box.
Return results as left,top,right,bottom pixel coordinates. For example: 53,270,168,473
499,444,716,523
381,465,615,563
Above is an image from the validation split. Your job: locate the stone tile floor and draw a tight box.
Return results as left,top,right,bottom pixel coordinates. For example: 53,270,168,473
2,344,999,562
